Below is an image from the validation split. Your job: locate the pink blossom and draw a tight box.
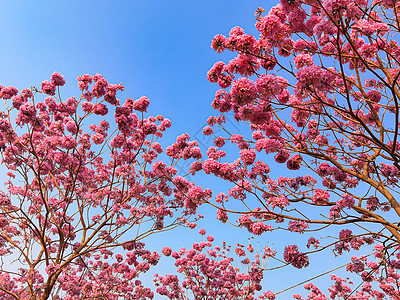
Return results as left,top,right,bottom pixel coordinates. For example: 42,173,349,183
0,86,18,99
283,245,309,269
230,77,257,106
211,34,226,53
133,96,150,112
337,193,355,209
288,221,309,234
62,135,77,150
202,126,213,135
307,237,320,249
274,149,290,163
225,54,259,77
255,74,287,98
293,53,314,69
339,229,353,240
366,89,381,103
252,131,264,140
214,136,225,147
91,73,108,98
81,101,94,112
51,72,66,86
216,209,228,223
250,222,273,235
187,186,205,202
66,121,78,134
240,149,256,165
294,65,335,97
313,189,330,204
77,74,92,90
286,154,302,170
256,13,289,43
93,104,108,116
162,247,172,256
41,80,56,96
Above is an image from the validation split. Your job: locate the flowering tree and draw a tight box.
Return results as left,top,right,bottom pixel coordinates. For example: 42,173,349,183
154,229,276,300
0,72,204,299
157,0,400,298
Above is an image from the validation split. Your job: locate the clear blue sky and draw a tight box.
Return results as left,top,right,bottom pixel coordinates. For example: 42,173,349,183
0,0,365,297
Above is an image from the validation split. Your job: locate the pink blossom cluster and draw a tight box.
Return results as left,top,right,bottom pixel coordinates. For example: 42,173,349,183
0,72,204,299
155,231,276,299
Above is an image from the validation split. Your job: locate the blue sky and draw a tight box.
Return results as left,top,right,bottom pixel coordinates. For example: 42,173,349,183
0,0,266,134
0,0,369,297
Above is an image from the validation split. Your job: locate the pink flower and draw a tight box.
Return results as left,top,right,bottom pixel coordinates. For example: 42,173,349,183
51,72,66,86
207,61,225,83
202,126,214,135
133,96,150,112
215,192,228,203
270,194,289,209
81,101,93,112
264,291,276,300
255,74,287,98
317,162,332,176
252,131,264,140
199,229,206,235
93,104,108,116
66,121,78,134
41,80,56,96
62,135,77,150
250,222,273,235
162,247,172,256
294,65,335,97
256,138,283,154
91,133,105,145
337,193,355,209
307,237,320,249
329,206,341,220
261,54,277,71
286,154,302,170
240,149,256,165
77,74,92,90
288,221,309,234
211,34,226,53
339,229,353,240
366,89,381,102
45,263,60,275
115,253,123,262
0,86,18,99
216,209,228,223
230,77,257,106
17,102,36,124
256,14,289,43
313,189,330,204
275,150,290,163
225,54,259,77
283,245,309,269
187,186,205,202
92,73,108,98
214,136,225,147
293,53,314,69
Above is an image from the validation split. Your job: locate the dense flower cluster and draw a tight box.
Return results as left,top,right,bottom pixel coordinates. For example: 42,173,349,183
0,72,201,299
156,231,276,299
199,0,400,298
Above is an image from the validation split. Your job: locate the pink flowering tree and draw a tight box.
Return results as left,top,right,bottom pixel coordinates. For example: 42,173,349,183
157,0,400,298
155,229,276,300
0,72,204,299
